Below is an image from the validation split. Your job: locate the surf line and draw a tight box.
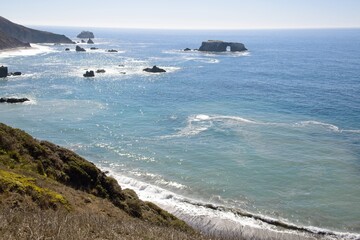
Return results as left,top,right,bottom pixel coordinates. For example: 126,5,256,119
182,200,342,238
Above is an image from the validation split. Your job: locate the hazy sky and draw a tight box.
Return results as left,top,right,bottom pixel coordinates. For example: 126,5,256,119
2,0,360,29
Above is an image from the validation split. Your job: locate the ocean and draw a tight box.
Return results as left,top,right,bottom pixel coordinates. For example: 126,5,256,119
1,27,359,239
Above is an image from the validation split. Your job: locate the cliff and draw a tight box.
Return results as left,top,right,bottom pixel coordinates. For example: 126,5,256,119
199,40,247,52
0,30,31,50
0,16,74,44
0,123,208,239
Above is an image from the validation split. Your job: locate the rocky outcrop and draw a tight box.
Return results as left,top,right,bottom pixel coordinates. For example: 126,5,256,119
199,40,247,52
76,46,86,52
83,70,95,77
96,69,106,73
143,66,166,73
87,38,94,44
0,30,31,50
90,47,98,50
0,66,8,78
0,97,29,103
0,16,74,44
77,31,95,39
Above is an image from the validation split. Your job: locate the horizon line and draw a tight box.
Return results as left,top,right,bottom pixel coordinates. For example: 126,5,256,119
30,24,360,31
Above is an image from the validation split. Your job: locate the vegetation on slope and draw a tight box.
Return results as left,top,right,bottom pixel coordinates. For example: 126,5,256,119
0,123,210,239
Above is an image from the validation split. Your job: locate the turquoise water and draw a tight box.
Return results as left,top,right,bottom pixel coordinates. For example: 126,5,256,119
1,28,360,239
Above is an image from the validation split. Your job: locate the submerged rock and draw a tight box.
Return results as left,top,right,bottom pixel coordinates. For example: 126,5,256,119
83,70,95,77
0,66,8,78
76,45,86,52
87,38,94,44
143,66,166,73
0,97,29,103
199,40,247,52
107,49,118,53
77,31,95,39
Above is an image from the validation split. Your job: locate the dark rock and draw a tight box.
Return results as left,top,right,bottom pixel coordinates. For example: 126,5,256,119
87,38,94,44
199,40,247,52
77,31,95,39
83,70,95,77
96,69,106,73
8,72,22,76
65,48,70,51
120,72,126,74
118,64,125,67
184,48,191,51
81,40,86,43
107,49,118,53
76,45,86,52
0,97,29,103
143,66,166,73
90,47,98,50
0,66,8,78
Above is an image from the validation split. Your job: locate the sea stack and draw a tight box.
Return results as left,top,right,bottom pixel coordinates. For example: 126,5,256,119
76,45,86,52
143,66,166,73
199,40,247,52
77,31,95,39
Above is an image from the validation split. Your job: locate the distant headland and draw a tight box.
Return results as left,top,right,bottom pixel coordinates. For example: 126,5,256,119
0,16,74,50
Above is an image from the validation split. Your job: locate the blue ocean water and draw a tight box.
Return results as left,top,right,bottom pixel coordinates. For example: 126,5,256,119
1,28,360,239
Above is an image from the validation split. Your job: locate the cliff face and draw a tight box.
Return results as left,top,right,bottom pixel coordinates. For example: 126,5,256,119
0,30,30,50
0,16,74,44
199,40,247,52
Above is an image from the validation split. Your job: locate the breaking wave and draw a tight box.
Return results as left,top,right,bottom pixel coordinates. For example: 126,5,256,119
103,167,360,240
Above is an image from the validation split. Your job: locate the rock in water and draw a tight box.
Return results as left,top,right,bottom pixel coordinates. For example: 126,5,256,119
0,66,8,78
83,71,95,77
87,38,94,44
0,97,29,103
65,48,70,51
77,31,95,39
143,66,166,73
107,49,118,52
96,69,106,73
184,48,191,51
76,46,86,52
199,40,247,52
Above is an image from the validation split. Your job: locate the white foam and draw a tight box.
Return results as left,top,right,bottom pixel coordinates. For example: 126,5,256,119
165,114,258,138
0,44,57,58
99,167,360,240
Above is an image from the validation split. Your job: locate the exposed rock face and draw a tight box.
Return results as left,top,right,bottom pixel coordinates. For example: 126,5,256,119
0,30,31,50
199,40,247,52
0,97,29,103
77,31,95,39
0,16,74,44
83,70,95,77
87,38,94,44
0,66,8,78
76,46,86,52
143,66,166,73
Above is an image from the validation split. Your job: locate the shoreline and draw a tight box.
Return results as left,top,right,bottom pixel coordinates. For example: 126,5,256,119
0,44,55,58
104,168,360,240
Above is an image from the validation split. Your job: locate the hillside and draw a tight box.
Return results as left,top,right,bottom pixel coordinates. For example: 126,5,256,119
0,30,31,50
0,16,74,44
0,123,210,240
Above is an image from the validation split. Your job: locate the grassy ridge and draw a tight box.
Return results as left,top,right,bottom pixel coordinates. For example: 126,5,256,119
0,123,210,239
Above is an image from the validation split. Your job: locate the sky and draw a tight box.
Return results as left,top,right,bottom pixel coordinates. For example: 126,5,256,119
2,0,360,29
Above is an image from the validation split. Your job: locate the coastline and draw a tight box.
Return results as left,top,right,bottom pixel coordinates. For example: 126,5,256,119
106,168,360,240
0,44,55,58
